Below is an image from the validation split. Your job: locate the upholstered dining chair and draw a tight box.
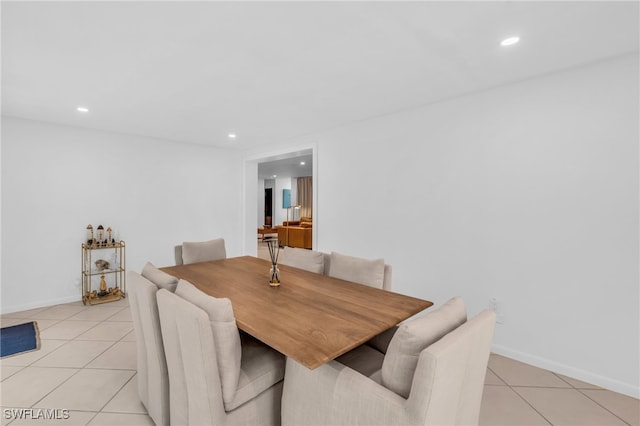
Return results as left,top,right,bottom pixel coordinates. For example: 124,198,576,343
337,297,467,391
281,299,496,426
127,263,179,426
279,249,393,290
157,280,285,426
278,247,325,274
174,237,226,265
324,251,393,290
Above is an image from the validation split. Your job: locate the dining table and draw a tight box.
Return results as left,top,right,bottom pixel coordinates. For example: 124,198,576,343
161,256,433,369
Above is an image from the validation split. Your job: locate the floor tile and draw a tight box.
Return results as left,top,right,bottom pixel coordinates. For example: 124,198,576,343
488,354,570,388
0,319,58,331
101,376,146,414
75,322,132,341
0,366,78,407
557,374,602,390
32,320,62,332
67,307,125,322
120,331,136,342
31,306,88,321
100,298,129,308
582,389,640,426
66,302,90,309
3,299,637,426
0,318,29,327
107,308,132,322
87,412,154,426
1,307,51,319
479,385,550,426
1,365,24,381
0,340,67,367
485,368,506,385
39,321,99,340
32,341,113,368
514,387,628,426
0,412,12,426
8,410,96,425
85,342,136,370
36,369,134,412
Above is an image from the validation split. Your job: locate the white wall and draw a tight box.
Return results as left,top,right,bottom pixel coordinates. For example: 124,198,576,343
258,178,266,227
1,117,243,312
276,54,640,396
260,177,298,226
291,177,298,218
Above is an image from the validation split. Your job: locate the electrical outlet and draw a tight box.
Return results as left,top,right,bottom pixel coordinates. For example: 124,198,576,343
74,278,82,287
490,297,505,324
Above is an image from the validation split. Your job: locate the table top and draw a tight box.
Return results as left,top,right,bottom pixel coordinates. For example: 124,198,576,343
161,256,433,369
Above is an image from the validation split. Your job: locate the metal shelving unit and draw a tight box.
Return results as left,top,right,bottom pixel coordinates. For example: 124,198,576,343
81,241,126,305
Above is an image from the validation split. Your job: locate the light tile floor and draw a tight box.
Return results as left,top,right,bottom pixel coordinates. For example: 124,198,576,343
2,296,639,425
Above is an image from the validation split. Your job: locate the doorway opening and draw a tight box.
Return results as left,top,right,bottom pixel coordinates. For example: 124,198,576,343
264,188,273,227
243,145,317,256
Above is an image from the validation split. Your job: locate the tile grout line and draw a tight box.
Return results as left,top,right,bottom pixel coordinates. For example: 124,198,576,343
93,303,138,421
507,384,555,425
487,366,554,426
576,388,633,426
5,313,116,412
551,371,632,426
2,302,143,425
11,313,92,408
510,385,575,389
79,303,136,419
0,365,27,383
89,299,136,420
97,373,138,415
29,366,84,410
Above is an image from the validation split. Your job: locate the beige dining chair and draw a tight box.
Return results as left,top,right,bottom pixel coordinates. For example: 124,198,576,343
282,299,496,426
338,297,466,389
127,263,179,426
278,247,325,274
281,249,394,355
324,251,392,291
174,237,226,265
157,280,285,425
279,249,393,290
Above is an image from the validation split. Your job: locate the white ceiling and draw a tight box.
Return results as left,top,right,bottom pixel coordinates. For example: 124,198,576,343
2,1,638,150
258,153,313,180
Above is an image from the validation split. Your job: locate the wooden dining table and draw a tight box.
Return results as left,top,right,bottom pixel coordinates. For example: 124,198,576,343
161,256,432,369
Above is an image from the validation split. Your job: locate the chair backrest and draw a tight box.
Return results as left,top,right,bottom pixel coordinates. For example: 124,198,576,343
278,249,392,289
127,270,175,426
174,237,226,265
174,245,183,266
407,310,496,425
381,297,467,398
279,247,325,274
174,279,242,408
157,288,228,425
159,281,285,425
323,252,393,291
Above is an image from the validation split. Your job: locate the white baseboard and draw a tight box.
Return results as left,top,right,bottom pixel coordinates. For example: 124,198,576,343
1,295,80,315
492,344,639,399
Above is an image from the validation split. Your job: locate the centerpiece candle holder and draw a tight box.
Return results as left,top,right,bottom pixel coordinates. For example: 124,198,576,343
266,239,280,287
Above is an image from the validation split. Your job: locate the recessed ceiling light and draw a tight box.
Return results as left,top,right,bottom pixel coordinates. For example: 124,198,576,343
228,133,237,139
500,36,520,47
272,174,277,178
76,106,89,113
300,161,306,165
